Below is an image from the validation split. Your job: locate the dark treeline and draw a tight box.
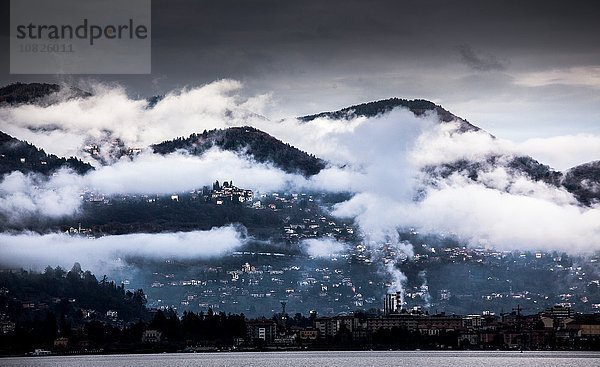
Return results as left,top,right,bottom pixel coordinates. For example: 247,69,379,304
0,307,248,355
0,264,148,320
0,265,247,354
154,309,247,346
0,265,150,355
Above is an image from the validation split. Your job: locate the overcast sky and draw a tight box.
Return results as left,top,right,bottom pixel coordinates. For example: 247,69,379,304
1,0,599,141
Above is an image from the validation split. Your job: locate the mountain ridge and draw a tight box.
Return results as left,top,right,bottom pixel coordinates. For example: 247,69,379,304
152,126,326,177
299,97,482,134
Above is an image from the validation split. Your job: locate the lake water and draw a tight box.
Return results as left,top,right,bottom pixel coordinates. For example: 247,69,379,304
1,351,599,367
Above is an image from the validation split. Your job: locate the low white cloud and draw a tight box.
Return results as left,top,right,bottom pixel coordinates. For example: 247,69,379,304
406,183,600,253
298,109,434,198
321,113,600,254
0,148,306,220
0,80,269,164
0,225,246,273
84,149,303,195
332,169,600,255
0,171,82,221
302,237,347,258
516,134,600,171
410,123,509,167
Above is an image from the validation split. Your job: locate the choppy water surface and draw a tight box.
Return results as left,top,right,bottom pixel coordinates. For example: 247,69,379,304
1,351,598,367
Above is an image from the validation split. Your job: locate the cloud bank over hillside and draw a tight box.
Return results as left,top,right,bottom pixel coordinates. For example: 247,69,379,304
0,81,599,288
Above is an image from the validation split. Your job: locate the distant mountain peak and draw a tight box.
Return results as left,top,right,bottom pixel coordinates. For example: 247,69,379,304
0,82,91,106
152,126,326,176
299,97,481,133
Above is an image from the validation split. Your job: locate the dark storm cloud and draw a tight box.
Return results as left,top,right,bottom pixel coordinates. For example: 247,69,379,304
150,0,600,72
0,0,600,138
457,45,507,72
2,0,599,86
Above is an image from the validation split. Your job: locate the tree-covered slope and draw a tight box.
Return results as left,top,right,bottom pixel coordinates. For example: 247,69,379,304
0,130,93,176
0,82,90,105
152,126,326,176
299,97,481,133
